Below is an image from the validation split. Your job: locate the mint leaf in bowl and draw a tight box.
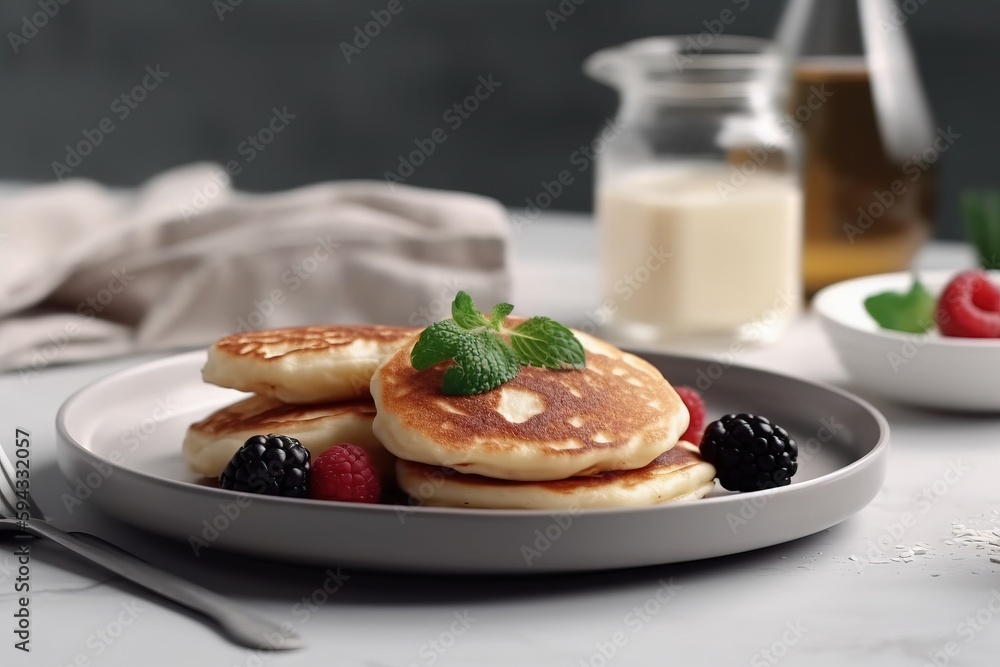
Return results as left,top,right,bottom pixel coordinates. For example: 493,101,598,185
962,189,1000,270
863,277,936,334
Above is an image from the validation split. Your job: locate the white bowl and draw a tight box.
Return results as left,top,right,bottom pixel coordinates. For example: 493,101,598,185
814,270,1000,411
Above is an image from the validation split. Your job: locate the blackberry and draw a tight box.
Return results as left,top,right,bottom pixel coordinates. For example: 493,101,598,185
219,434,310,497
699,414,798,492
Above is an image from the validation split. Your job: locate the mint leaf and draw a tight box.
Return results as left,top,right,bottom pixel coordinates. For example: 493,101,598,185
508,317,586,370
864,278,936,334
410,295,585,395
411,320,520,394
441,330,520,395
451,291,490,330
962,189,1000,270
411,320,467,370
489,303,514,327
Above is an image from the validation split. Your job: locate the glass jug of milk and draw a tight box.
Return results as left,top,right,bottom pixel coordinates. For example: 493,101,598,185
584,36,802,346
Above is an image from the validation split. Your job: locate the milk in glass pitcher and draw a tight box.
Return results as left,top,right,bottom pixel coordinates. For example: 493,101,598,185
585,36,802,346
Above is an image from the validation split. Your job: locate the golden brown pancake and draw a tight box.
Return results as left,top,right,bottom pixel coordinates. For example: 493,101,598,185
370,329,690,481
201,325,419,404
396,441,716,509
182,394,394,482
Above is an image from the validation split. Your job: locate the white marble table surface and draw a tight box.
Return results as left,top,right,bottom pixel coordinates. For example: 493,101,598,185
3,213,1000,667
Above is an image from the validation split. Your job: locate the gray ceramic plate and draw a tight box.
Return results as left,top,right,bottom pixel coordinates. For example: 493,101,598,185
56,350,888,574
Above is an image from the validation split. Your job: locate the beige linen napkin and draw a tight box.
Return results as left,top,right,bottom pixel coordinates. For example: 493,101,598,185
0,163,510,376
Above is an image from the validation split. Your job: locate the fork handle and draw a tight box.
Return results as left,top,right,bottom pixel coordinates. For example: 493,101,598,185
22,520,302,650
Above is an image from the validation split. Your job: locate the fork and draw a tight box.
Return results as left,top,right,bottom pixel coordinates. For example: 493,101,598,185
0,446,303,650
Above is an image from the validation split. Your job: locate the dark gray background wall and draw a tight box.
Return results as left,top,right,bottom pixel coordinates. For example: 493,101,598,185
0,0,994,238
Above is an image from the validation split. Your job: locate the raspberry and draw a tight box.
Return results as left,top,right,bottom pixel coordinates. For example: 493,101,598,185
219,434,310,497
674,386,706,445
699,414,798,492
309,444,381,504
935,270,1000,338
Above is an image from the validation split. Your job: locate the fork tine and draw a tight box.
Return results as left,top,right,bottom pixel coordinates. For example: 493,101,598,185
0,449,21,518
0,445,42,520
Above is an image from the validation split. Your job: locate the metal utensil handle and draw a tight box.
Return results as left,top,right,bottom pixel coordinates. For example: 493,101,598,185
24,520,301,650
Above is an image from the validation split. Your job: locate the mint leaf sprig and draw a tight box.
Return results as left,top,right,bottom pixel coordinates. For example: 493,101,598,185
863,275,936,334
410,291,586,396
962,189,1000,270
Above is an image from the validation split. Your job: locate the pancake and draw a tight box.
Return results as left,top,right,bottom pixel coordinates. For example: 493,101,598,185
396,441,716,509
370,328,690,481
182,394,394,482
202,325,419,404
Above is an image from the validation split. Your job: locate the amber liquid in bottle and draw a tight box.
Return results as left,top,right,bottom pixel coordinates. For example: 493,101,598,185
792,56,935,294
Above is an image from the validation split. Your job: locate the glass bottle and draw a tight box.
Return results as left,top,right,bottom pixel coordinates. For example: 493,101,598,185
584,36,802,346
779,0,936,293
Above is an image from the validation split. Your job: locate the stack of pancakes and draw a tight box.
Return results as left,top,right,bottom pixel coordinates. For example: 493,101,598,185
183,324,716,509
182,325,419,484
371,328,716,509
